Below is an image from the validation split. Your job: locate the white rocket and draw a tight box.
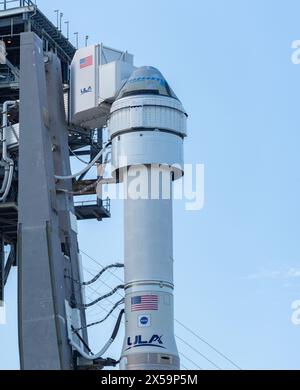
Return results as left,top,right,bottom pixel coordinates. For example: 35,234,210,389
70,47,187,370
108,66,187,370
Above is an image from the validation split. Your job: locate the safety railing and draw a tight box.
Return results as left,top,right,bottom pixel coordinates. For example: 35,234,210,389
0,0,35,11
0,67,16,84
75,198,111,214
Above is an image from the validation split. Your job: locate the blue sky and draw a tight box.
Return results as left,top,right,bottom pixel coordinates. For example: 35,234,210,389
1,0,300,370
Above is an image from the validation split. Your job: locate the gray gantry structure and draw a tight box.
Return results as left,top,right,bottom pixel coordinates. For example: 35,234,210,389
0,1,111,369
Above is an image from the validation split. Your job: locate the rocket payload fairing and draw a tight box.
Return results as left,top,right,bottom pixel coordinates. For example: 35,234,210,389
108,67,187,370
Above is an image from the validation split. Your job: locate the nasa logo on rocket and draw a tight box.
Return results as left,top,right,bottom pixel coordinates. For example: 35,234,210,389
138,315,151,327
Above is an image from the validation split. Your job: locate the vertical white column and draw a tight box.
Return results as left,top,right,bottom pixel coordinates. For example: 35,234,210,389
124,166,174,286
120,165,179,370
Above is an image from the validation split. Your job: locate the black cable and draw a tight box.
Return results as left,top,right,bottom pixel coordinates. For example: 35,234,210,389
175,319,242,370
82,264,124,286
74,299,124,332
79,285,124,309
80,251,241,370
179,352,203,370
111,309,125,340
176,334,222,370
92,309,125,365
68,147,90,165
72,310,125,364
71,326,93,355
83,266,123,304
66,263,124,286
80,250,124,283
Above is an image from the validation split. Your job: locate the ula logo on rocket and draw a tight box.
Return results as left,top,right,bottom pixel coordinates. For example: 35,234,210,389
126,334,165,350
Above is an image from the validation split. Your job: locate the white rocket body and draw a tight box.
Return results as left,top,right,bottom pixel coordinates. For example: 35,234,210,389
109,67,187,370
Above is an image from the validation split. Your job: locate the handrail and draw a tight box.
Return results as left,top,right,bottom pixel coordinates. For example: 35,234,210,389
0,1,75,63
0,0,35,11
75,198,111,213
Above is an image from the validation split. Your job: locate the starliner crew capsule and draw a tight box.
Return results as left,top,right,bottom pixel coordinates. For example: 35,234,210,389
108,66,187,370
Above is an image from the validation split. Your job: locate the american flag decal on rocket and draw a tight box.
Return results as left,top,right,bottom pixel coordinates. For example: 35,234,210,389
131,295,158,312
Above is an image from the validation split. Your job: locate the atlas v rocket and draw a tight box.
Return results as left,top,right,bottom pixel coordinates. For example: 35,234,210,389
109,66,187,370
71,47,187,370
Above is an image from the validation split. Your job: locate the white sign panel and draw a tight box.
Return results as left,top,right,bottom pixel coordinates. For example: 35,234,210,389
70,43,134,127
70,45,97,117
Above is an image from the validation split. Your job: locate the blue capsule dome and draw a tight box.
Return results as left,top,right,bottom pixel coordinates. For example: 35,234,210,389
117,66,179,100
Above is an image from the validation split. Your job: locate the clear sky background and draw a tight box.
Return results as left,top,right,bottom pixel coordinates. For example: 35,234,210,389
1,0,300,370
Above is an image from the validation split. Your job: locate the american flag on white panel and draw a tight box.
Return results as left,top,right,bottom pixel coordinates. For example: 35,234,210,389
80,55,93,69
131,295,158,312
